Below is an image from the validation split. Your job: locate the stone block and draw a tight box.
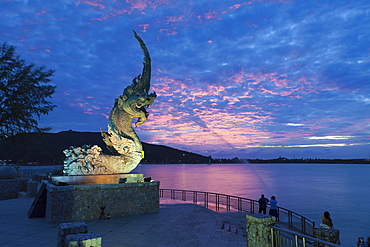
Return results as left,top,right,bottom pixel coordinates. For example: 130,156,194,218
65,232,102,247
246,214,276,247
0,178,28,200
314,227,341,246
58,222,88,247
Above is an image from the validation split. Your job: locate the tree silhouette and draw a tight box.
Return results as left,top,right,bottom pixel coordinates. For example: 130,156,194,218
0,42,56,139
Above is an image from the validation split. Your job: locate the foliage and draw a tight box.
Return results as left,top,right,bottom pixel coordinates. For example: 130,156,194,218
0,42,56,139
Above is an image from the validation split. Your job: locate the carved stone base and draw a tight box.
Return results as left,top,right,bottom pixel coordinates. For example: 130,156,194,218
63,145,142,175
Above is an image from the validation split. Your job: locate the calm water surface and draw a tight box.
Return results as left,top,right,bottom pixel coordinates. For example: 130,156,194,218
132,163,369,247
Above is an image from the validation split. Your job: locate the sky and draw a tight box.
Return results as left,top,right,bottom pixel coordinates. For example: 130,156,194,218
1,0,370,159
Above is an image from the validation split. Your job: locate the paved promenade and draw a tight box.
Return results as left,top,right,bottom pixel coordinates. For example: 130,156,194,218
0,197,246,247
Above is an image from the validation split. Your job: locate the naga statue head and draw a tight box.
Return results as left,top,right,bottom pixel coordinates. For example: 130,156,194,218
119,30,157,126
101,30,157,156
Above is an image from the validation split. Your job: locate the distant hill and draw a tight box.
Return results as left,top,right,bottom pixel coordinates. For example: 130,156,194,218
247,157,370,164
0,131,210,165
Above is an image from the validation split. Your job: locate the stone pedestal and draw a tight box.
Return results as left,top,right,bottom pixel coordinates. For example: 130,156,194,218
28,176,160,223
314,228,341,246
246,214,276,247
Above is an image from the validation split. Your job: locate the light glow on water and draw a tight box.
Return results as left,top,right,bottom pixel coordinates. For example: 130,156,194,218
133,163,370,247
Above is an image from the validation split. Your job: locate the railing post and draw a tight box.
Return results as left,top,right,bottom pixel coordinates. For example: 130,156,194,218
270,227,275,247
205,192,208,208
288,211,293,227
301,216,306,235
294,235,298,247
182,190,186,201
226,195,230,211
170,189,174,199
238,198,242,212
193,191,197,204
216,194,219,211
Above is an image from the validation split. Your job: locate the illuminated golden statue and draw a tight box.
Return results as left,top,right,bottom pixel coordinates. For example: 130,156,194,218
63,31,156,175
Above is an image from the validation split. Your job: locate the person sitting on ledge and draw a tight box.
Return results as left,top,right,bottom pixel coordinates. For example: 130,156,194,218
320,211,334,229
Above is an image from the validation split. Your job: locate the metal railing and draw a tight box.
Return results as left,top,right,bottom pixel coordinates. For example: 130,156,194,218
159,189,315,236
270,224,341,247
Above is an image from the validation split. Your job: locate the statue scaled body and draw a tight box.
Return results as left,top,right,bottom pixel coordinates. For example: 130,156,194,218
63,31,156,175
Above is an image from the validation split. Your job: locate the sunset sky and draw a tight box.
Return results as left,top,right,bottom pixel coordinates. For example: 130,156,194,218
1,0,369,159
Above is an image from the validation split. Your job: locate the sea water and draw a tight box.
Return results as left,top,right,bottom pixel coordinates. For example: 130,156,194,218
132,163,370,246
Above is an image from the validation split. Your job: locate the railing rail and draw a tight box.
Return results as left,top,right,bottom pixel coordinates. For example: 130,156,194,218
159,189,315,236
270,224,341,247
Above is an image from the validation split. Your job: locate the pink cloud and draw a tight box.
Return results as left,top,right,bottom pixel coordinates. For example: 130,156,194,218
229,4,242,10
258,86,279,95
126,0,150,10
207,85,227,95
76,102,88,107
144,109,274,150
76,0,106,10
166,15,185,23
139,23,150,32
166,31,178,36
88,1,169,22
204,10,221,20
100,113,109,119
37,10,47,16
227,69,318,97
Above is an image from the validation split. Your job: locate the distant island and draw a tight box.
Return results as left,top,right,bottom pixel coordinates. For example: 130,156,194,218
246,156,370,164
0,131,369,165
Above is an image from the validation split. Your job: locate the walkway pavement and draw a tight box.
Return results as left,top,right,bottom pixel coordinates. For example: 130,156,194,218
0,198,247,247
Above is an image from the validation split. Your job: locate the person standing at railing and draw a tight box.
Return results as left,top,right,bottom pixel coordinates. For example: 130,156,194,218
269,196,279,220
258,194,269,214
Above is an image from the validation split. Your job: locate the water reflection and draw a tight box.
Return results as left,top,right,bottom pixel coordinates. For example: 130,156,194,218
133,164,275,200
132,163,370,247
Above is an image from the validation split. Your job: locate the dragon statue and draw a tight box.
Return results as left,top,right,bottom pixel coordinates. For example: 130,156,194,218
63,30,156,175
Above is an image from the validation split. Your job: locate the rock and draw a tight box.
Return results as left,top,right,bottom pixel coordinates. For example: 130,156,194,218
0,166,18,179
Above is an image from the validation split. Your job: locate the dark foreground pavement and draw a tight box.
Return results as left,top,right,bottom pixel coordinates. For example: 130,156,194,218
0,198,246,247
